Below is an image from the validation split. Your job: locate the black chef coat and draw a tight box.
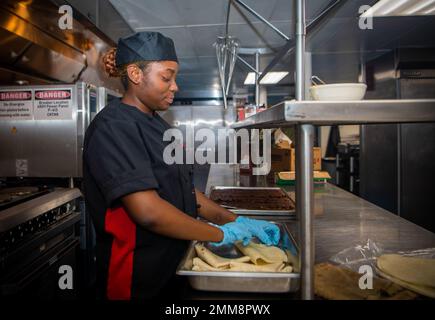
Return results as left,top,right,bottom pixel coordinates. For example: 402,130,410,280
82,98,197,300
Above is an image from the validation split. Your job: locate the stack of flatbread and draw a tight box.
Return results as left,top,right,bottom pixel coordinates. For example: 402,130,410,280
315,263,418,300
191,242,293,273
376,254,435,298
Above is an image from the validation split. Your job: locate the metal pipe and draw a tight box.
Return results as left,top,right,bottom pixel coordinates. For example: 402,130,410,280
236,54,258,74
225,0,232,40
295,0,306,101
397,124,402,216
350,156,355,193
255,51,260,106
295,0,314,301
226,48,259,74
306,0,342,32
220,78,228,109
226,40,238,95
234,0,290,41
296,124,315,301
216,44,228,109
258,0,343,83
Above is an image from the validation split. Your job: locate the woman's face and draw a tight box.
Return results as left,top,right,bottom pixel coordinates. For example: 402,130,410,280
135,60,179,111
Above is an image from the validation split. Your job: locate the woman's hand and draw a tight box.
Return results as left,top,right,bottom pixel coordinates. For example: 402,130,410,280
210,222,252,247
235,217,280,246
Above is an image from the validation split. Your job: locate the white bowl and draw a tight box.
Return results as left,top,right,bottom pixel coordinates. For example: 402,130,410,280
309,83,367,101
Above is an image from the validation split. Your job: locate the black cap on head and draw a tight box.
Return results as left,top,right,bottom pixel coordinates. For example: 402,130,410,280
115,31,178,66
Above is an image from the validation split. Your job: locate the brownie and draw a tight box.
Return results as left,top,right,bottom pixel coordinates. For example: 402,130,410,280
210,189,294,210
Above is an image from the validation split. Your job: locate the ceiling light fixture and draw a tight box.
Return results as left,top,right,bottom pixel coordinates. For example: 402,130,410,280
404,0,435,15
361,0,435,17
244,72,257,85
244,72,289,85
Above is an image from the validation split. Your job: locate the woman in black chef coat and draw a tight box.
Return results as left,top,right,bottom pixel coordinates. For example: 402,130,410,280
82,31,279,300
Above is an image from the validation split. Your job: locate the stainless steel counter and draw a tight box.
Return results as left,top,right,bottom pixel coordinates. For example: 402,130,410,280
181,164,435,299
205,164,435,262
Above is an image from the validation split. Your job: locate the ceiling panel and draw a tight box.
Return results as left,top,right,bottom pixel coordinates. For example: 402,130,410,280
110,0,183,28
178,56,219,75
268,0,329,21
258,20,292,47
172,0,227,25
189,25,225,57
146,27,195,57
109,0,435,99
228,0,278,24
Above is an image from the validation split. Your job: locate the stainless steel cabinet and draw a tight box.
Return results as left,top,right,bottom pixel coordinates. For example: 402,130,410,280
0,82,105,177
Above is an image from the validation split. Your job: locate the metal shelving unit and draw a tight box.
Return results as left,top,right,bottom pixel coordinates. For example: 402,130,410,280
230,0,435,300
232,99,435,128
231,99,435,300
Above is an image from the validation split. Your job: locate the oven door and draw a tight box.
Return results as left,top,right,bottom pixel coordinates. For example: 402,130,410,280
0,213,81,299
1,236,79,299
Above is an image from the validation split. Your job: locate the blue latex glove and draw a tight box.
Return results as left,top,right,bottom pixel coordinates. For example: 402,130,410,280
282,234,298,256
210,221,252,247
235,217,280,246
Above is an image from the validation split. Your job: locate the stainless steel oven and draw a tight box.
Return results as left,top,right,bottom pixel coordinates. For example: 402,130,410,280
0,187,81,299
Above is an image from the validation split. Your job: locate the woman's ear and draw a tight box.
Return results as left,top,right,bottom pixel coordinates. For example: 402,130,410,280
126,64,142,85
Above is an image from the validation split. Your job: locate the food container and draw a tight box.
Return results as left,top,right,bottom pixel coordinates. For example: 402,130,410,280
276,171,332,185
244,104,257,117
209,186,295,216
257,104,267,113
309,83,367,101
176,222,300,293
237,106,245,121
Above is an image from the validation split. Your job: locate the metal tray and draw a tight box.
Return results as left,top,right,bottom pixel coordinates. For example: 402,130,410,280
209,186,296,217
176,222,300,293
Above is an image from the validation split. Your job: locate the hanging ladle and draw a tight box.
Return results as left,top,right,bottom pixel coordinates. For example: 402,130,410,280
311,75,327,86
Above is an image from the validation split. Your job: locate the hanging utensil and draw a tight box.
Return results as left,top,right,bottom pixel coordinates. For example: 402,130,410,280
225,38,238,96
311,75,327,86
215,40,228,109
214,36,239,109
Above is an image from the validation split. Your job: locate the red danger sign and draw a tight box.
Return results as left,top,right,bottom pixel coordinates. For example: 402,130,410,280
35,90,71,100
0,91,32,101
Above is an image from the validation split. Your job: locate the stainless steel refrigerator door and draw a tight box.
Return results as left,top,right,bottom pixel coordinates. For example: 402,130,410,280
0,82,95,177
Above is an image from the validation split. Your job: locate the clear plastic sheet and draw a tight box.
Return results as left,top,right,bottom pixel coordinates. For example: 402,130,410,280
329,239,383,272
329,239,435,273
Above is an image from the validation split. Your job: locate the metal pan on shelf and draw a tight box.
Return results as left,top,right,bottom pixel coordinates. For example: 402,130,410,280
209,186,295,217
